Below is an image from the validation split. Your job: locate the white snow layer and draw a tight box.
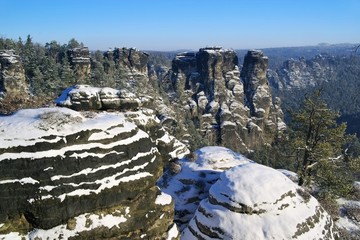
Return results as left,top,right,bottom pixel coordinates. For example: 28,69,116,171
157,146,251,230
0,107,139,150
28,212,127,240
182,162,337,240
155,191,173,205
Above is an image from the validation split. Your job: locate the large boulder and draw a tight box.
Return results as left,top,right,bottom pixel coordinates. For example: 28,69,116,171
56,85,144,111
182,162,338,239
0,107,184,239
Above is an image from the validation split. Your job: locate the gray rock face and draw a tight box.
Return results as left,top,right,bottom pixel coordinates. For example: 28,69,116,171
67,47,91,83
241,50,271,117
0,107,187,239
268,54,337,90
105,47,149,73
0,50,28,96
163,47,285,152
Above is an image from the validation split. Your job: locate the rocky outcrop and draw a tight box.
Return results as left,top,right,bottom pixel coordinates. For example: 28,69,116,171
162,47,285,152
0,107,186,239
157,146,251,231
159,146,338,239
267,54,337,90
67,47,91,83
105,47,149,74
0,50,28,96
182,162,338,239
56,85,147,111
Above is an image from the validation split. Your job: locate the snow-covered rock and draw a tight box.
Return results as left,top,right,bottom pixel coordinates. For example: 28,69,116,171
0,49,28,96
56,85,145,111
182,162,338,240
158,146,251,231
0,107,183,239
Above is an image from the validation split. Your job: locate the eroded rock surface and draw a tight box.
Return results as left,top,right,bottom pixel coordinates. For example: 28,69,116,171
67,47,91,83
162,48,285,152
267,54,337,90
0,50,28,96
0,107,185,239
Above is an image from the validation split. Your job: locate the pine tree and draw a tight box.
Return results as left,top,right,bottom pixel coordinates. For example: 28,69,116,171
289,90,349,190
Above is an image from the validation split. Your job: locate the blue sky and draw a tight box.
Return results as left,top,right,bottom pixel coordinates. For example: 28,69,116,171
1,0,359,51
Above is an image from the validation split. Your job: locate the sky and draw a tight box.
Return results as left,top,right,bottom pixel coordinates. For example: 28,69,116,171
1,0,359,51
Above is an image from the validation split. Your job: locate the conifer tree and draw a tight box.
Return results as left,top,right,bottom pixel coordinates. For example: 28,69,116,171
289,90,348,189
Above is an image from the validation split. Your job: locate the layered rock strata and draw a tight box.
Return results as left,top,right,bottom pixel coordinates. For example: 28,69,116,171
67,47,91,83
56,84,147,111
0,50,28,96
0,107,184,239
182,162,338,239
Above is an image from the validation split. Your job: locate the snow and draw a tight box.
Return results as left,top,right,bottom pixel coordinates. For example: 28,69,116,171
28,212,127,239
182,162,336,240
51,148,156,181
157,146,251,230
278,169,299,183
0,107,140,150
213,163,294,206
0,232,21,240
336,198,360,236
57,162,153,202
0,120,148,162
155,192,172,205
0,177,39,185
166,224,179,240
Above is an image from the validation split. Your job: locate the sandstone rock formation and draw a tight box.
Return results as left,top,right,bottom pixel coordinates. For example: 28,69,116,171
267,54,337,90
182,162,338,239
67,47,91,83
56,84,145,111
105,47,149,74
0,50,28,96
0,107,186,239
162,47,285,152
157,146,251,231
159,146,338,239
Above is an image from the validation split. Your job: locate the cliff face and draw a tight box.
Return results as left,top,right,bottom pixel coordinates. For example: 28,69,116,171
267,54,337,90
0,106,187,239
164,48,285,152
0,50,28,96
67,47,91,83
110,47,149,74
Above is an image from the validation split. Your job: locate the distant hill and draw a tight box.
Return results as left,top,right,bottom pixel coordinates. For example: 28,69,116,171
236,43,359,69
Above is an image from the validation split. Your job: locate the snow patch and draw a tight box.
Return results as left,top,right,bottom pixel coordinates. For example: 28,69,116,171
28,212,127,239
155,192,172,205
0,177,39,185
166,224,179,240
